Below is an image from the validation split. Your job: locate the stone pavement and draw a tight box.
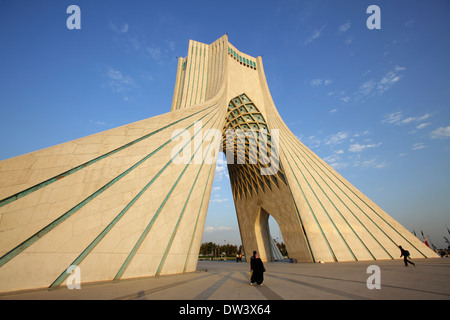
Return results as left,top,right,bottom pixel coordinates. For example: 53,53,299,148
0,258,449,300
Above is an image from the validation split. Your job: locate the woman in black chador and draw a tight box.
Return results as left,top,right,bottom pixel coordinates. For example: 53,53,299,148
250,251,265,285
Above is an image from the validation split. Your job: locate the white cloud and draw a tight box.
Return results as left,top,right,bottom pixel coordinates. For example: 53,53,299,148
146,45,162,61
109,22,129,34
338,21,351,34
204,226,235,233
355,66,406,101
401,114,430,124
405,20,415,28
325,132,348,145
302,135,322,149
323,149,348,170
382,111,403,125
139,73,154,82
105,67,136,94
310,78,332,87
412,142,425,150
354,159,388,169
358,80,376,96
377,67,404,93
429,126,450,139
147,41,176,64
129,37,141,50
211,198,228,203
349,142,381,153
308,130,387,170
146,42,175,65
353,130,370,137
329,162,348,170
323,153,340,163
382,112,432,127
89,120,106,126
416,114,432,121
304,25,326,45
401,117,416,124
165,40,175,51
213,155,229,181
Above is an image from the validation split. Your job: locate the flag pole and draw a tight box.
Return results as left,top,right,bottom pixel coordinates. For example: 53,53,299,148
421,229,430,248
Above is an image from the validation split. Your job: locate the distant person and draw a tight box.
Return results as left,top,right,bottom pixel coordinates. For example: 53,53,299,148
250,251,265,285
399,245,415,267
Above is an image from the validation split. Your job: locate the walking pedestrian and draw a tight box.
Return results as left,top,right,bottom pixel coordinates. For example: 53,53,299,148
399,245,415,267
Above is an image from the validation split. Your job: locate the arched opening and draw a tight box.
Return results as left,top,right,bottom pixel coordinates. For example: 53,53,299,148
269,215,288,260
255,208,287,261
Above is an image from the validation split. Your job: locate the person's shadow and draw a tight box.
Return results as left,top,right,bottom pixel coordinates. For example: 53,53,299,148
135,291,148,300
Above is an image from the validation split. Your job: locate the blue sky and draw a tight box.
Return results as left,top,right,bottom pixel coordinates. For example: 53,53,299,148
1,1,449,249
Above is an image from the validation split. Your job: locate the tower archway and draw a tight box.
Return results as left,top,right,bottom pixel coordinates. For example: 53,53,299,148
254,208,285,262
222,93,313,263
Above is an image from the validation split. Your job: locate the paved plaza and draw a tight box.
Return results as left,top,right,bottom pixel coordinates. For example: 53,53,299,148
0,258,448,300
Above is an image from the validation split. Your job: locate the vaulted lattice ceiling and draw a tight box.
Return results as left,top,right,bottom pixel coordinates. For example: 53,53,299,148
222,94,287,200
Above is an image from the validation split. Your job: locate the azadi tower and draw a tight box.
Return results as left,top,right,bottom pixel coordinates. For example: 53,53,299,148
0,35,437,293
